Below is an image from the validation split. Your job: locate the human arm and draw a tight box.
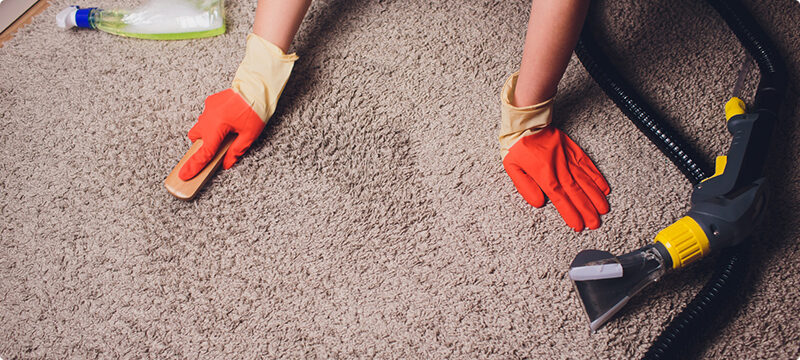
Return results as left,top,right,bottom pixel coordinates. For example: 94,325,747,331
499,0,610,231
178,0,312,181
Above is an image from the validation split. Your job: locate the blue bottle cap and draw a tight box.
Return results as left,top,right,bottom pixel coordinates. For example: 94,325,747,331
75,7,98,29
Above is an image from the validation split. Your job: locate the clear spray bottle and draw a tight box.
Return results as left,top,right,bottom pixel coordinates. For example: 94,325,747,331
56,0,225,40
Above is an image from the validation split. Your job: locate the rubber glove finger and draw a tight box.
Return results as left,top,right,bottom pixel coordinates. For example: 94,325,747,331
223,130,259,170
580,157,610,196
545,184,586,232
187,121,203,142
563,136,611,195
570,163,610,215
503,161,545,207
179,126,229,181
557,167,602,230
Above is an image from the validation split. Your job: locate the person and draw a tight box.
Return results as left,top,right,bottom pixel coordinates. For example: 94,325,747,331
498,0,610,232
177,0,311,181
179,0,610,232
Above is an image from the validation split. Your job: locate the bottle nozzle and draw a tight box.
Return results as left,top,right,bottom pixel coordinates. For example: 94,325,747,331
56,6,79,29
56,6,98,29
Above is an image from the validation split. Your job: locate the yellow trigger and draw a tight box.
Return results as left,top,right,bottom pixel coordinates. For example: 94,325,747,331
702,156,728,182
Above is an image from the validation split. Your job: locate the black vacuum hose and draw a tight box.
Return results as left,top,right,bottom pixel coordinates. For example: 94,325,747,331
643,244,750,360
574,0,786,358
705,0,786,115
644,0,785,357
574,34,710,184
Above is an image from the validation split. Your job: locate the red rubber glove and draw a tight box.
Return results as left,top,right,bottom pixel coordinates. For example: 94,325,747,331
178,33,297,181
503,126,611,231
178,89,265,181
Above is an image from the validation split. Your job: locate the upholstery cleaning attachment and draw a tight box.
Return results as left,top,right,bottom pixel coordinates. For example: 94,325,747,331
570,245,668,332
569,91,772,331
575,0,785,354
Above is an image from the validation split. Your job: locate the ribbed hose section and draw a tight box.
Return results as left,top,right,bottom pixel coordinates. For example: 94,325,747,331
705,0,783,77
574,34,710,184
643,244,750,360
574,0,785,358
704,0,787,114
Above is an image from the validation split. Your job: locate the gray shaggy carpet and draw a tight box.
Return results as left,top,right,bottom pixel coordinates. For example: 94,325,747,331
1,0,798,358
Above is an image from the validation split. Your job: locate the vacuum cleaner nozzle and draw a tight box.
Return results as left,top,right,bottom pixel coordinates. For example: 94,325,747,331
569,245,668,331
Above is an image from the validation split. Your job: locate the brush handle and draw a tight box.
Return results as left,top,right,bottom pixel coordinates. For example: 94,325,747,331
164,135,235,200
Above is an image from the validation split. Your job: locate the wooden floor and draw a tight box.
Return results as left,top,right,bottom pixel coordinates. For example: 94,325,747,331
0,1,50,48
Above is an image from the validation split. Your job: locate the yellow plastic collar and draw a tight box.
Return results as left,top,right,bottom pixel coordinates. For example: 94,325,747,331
725,97,746,121
655,216,710,269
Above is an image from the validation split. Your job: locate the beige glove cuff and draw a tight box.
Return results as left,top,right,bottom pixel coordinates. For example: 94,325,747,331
498,72,554,158
231,33,299,122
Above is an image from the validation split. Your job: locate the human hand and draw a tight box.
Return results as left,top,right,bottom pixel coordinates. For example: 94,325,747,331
178,89,265,181
503,126,610,231
178,33,297,181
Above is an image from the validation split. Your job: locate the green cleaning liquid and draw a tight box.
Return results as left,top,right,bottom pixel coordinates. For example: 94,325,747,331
56,0,225,40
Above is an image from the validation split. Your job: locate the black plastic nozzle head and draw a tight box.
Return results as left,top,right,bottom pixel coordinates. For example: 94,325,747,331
570,245,668,332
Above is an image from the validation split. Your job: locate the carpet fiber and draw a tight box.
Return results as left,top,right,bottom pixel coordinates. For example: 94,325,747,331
1,0,799,358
